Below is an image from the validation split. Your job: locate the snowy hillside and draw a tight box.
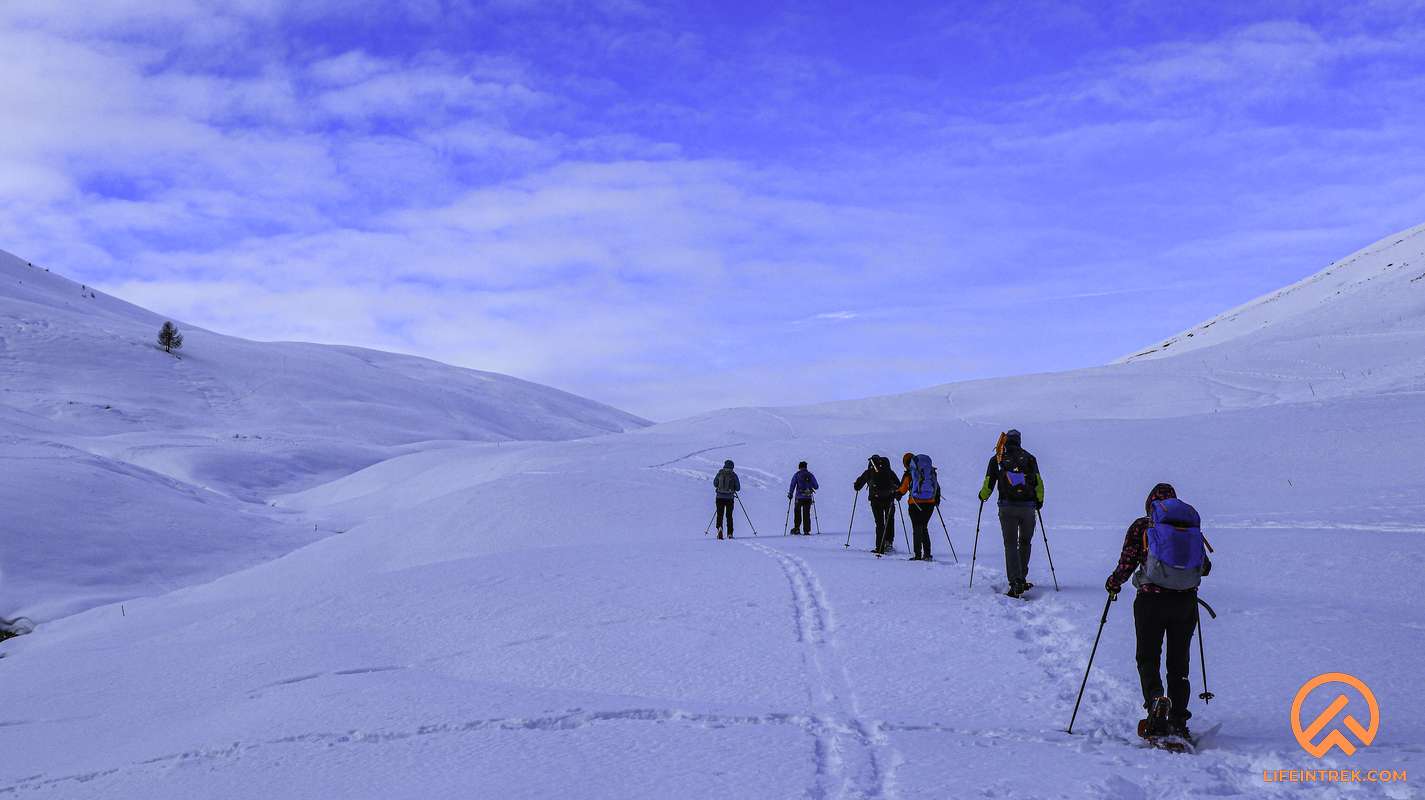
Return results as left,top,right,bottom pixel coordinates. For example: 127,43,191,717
1121,222,1425,365
3,227,1424,799
0,248,647,617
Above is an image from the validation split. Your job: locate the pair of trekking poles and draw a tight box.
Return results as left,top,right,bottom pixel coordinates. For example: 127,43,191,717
1066,593,1217,734
702,493,760,537
841,488,960,562
967,500,1060,591
781,493,822,536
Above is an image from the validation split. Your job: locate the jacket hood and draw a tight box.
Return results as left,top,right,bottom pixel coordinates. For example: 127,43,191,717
723,460,734,469
902,452,914,467
1144,482,1177,515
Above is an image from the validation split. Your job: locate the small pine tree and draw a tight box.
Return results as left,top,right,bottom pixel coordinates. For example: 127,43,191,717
157,321,184,353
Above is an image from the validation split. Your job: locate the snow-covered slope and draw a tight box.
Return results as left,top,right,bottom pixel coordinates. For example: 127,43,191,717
0,248,647,617
3,227,1424,798
1121,221,1425,366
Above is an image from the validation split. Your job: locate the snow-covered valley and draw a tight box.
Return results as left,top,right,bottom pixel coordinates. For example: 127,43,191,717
2,227,1424,799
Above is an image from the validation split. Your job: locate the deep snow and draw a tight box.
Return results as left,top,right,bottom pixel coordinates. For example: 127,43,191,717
2,227,1424,799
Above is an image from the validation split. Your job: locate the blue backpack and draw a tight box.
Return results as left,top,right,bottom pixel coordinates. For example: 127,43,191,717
1134,499,1206,590
909,454,939,501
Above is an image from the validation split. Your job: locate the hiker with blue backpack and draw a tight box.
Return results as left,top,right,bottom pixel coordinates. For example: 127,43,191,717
1105,483,1212,742
787,461,820,535
978,429,1044,597
895,453,940,560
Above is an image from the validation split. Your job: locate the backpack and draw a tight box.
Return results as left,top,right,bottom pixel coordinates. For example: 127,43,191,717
714,469,738,494
996,448,1037,502
867,456,896,497
908,454,939,501
1134,499,1206,590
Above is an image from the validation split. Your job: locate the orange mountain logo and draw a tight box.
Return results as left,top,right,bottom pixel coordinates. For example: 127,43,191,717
1291,673,1380,758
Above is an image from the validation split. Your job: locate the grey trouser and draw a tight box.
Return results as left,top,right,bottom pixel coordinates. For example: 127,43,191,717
999,505,1036,585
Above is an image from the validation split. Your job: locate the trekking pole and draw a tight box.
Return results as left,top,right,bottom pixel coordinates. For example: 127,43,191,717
1068,592,1117,734
844,489,860,548
1196,597,1217,704
1036,508,1061,592
969,500,984,587
812,497,821,535
703,507,718,536
934,506,960,563
782,494,793,536
895,498,908,554
735,493,759,536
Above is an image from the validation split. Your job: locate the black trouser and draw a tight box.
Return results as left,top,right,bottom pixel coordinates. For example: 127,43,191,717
716,498,735,534
1134,591,1198,723
998,505,1036,586
908,503,934,559
870,499,896,550
792,499,813,533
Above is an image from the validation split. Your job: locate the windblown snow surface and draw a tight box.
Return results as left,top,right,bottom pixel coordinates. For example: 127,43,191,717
3,226,1424,799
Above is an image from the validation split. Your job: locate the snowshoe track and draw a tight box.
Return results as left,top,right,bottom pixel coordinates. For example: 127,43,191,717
744,541,902,800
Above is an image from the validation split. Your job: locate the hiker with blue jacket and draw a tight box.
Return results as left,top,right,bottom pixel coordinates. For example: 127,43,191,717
978,429,1044,597
712,460,741,540
787,461,819,535
895,452,940,561
1106,483,1212,740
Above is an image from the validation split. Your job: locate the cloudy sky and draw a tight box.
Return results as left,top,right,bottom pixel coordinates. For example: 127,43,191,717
3,1,1424,420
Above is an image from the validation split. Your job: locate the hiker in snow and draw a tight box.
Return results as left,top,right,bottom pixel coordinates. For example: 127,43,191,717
1105,483,1212,740
787,461,819,535
854,454,901,554
713,460,741,539
895,452,940,560
978,429,1044,597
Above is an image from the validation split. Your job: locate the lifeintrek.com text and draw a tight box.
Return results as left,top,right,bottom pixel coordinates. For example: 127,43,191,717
1263,769,1407,784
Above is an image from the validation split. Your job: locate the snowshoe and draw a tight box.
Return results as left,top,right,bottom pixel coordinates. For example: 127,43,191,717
1138,697,1194,753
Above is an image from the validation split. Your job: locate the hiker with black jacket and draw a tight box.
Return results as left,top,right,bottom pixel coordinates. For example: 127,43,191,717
853,454,900,553
712,460,741,540
787,461,819,535
1106,482,1213,739
978,429,1044,597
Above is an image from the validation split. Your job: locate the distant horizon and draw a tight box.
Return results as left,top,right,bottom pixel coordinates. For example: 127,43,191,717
4,2,1424,420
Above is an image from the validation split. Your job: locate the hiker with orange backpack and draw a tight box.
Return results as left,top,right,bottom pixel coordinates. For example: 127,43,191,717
978,429,1044,597
895,452,940,561
1105,482,1212,743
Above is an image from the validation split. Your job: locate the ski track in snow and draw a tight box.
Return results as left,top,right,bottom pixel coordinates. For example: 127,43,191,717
743,541,902,800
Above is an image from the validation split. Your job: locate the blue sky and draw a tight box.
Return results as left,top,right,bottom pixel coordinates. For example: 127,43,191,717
2,1,1424,420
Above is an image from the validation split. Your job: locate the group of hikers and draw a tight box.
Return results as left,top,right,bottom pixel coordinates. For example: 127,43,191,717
709,429,1212,745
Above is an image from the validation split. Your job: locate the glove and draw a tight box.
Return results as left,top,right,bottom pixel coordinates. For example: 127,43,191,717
1105,577,1119,596
978,488,991,502
1035,500,1044,511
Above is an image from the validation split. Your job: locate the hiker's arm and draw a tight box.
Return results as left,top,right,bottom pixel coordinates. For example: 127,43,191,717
978,458,995,501
896,473,910,498
1106,521,1146,593
854,470,869,491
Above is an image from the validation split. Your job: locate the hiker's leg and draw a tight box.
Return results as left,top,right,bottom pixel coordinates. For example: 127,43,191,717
1165,594,1197,722
1134,592,1168,709
999,508,1023,584
1018,507,1036,582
